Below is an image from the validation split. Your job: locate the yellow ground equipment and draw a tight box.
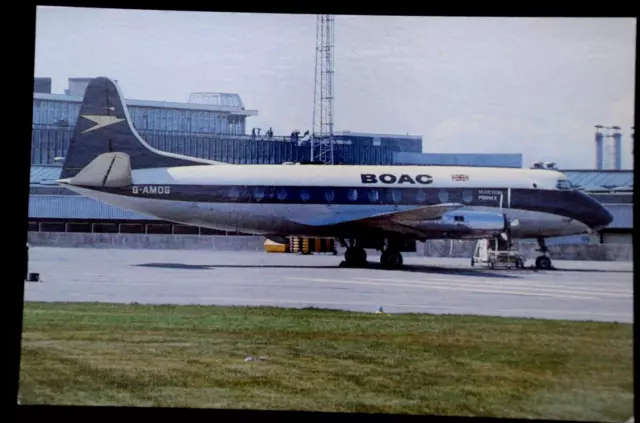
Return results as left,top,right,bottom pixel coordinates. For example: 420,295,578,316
264,238,289,253
289,237,337,255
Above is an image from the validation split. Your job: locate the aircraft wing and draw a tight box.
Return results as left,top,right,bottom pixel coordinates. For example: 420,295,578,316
287,203,465,236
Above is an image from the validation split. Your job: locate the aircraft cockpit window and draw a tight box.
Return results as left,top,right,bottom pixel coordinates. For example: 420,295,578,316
556,179,572,190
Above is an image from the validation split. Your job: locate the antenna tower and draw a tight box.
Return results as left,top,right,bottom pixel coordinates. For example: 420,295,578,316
311,14,335,164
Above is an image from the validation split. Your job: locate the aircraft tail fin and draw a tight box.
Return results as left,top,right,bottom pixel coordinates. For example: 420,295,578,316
59,77,226,180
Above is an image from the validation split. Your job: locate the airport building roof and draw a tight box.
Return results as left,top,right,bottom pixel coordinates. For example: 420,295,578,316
30,165,63,185
393,152,524,168
561,169,634,191
34,92,259,117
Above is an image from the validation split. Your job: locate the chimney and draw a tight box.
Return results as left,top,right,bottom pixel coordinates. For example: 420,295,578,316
594,125,604,170
611,126,622,170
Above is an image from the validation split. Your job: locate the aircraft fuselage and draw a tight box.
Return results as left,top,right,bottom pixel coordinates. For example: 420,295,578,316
61,163,611,240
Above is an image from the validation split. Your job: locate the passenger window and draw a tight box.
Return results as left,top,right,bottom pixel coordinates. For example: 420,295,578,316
324,189,334,202
462,189,473,203
347,189,358,201
386,190,402,203
253,187,265,201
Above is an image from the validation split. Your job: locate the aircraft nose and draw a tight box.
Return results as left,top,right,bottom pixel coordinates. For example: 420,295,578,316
582,194,614,231
590,204,614,232
573,190,614,232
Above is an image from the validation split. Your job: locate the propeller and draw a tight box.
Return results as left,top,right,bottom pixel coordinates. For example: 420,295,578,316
498,192,519,244
500,214,519,244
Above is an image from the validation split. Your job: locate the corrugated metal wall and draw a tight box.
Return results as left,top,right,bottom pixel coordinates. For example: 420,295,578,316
603,204,633,229
29,195,158,220
30,127,395,166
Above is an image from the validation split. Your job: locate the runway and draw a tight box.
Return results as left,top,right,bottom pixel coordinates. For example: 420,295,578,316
23,247,634,323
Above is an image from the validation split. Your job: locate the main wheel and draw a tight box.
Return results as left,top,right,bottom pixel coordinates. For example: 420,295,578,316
381,250,403,270
535,255,552,270
345,247,367,266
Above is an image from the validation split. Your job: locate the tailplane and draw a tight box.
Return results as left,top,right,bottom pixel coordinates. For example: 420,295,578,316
59,77,226,180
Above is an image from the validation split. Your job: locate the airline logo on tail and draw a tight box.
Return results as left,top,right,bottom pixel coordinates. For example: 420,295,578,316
80,115,125,134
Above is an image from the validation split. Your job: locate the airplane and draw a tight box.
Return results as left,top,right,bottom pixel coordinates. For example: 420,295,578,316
55,77,613,271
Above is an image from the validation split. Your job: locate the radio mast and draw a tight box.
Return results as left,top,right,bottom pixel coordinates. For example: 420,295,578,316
311,14,335,164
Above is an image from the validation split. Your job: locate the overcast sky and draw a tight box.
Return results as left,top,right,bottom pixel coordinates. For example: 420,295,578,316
34,7,636,169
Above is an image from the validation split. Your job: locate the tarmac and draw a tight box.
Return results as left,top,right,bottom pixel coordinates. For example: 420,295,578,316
23,247,634,323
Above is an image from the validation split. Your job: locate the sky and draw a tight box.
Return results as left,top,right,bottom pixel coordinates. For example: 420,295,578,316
33,7,636,169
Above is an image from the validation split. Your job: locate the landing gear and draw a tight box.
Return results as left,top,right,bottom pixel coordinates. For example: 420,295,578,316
340,239,367,267
344,245,367,266
380,249,403,270
535,237,553,270
338,237,406,270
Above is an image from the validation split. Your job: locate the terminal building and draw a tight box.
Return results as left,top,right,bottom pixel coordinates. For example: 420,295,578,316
32,77,422,166
28,77,631,244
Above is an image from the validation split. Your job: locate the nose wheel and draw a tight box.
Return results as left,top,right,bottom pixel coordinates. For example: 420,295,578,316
535,238,554,270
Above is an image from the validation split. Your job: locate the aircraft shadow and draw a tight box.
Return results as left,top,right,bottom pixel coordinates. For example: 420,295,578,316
540,267,632,274
134,263,333,270
134,262,528,278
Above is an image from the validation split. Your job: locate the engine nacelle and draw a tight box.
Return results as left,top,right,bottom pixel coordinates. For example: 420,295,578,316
414,210,507,238
440,210,506,232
